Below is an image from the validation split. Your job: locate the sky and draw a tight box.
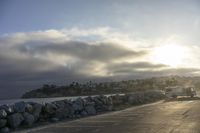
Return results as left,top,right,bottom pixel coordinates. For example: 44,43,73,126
0,0,200,99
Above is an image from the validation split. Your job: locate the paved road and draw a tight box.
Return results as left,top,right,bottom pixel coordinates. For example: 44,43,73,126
18,98,200,133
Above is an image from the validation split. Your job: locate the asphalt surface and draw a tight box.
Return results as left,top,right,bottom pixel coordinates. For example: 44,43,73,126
18,97,200,133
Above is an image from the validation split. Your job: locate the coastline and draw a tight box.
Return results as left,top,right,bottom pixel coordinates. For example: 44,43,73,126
0,90,165,133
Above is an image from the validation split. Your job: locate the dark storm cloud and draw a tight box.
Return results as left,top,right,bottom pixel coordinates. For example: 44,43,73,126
0,38,147,81
0,31,200,99
18,41,146,62
0,35,148,98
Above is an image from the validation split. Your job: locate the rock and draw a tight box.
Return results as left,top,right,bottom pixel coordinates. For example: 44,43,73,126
53,100,68,118
111,95,124,105
85,96,93,103
80,110,88,117
25,104,33,113
23,112,35,126
72,98,84,111
72,103,82,112
50,117,59,123
137,93,145,103
53,100,66,109
55,108,69,119
0,127,10,133
32,103,43,121
107,96,113,105
99,104,109,112
13,101,27,113
106,105,113,111
93,96,103,105
0,119,7,128
63,99,73,105
126,92,146,104
144,90,165,100
0,105,14,115
106,97,113,111
99,95,108,104
86,101,95,106
7,113,24,129
66,104,75,117
85,105,96,115
0,110,7,119
54,100,75,119
43,103,57,115
75,114,81,118
93,96,111,112
127,93,139,105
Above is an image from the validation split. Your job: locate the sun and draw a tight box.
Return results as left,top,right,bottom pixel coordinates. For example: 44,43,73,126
151,44,186,67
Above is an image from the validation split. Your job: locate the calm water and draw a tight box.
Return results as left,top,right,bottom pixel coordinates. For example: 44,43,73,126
0,96,82,105
0,94,124,105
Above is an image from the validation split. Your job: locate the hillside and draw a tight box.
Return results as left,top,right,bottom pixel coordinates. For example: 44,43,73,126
22,76,200,98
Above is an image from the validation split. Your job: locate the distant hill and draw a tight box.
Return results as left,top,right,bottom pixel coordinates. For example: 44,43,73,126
21,76,200,98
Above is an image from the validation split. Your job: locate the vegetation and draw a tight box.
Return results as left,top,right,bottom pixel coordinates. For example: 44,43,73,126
22,75,200,98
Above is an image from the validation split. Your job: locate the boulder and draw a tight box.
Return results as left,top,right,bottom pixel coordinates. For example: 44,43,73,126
144,90,165,100
127,93,139,105
0,105,14,115
106,97,113,111
85,105,96,115
25,104,33,113
32,103,43,121
13,101,27,113
91,96,114,112
0,110,7,119
72,98,84,112
80,110,88,117
75,114,81,118
107,96,113,105
126,92,146,104
0,119,7,128
65,103,75,118
99,95,108,104
50,117,59,123
43,103,57,115
63,99,73,105
137,93,145,103
53,100,66,109
111,95,125,105
0,127,10,133
86,101,95,106
7,113,24,129
54,107,69,119
93,97,103,107
106,105,113,111
54,101,75,119
85,96,93,103
23,112,35,126
53,100,73,119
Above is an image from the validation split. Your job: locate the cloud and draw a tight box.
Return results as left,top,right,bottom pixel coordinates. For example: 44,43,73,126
0,28,148,98
106,64,200,81
0,41,146,81
0,27,200,98
18,41,146,62
104,61,200,76
107,62,168,73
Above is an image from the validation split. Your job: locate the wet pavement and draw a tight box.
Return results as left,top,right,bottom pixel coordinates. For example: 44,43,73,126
17,98,200,133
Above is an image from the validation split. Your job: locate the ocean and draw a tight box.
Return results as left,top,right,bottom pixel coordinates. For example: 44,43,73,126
0,94,124,105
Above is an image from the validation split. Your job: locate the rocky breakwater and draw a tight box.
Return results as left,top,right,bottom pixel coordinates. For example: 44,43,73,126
0,90,165,132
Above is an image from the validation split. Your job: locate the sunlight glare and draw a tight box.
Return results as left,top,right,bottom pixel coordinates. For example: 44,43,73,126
151,44,187,67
